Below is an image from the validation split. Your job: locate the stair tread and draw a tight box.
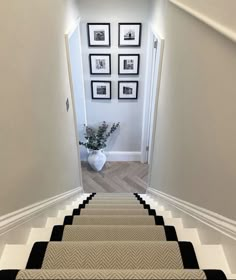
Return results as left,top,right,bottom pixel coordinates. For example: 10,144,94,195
72,215,157,225
55,225,175,241
8,269,226,280
80,209,149,215
28,241,194,270
89,200,141,204
85,204,144,209
92,198,138,200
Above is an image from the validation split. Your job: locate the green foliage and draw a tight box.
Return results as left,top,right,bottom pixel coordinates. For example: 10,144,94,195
79,121,120,150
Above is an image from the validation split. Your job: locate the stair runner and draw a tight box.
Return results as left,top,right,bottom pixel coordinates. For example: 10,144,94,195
1,193,227,279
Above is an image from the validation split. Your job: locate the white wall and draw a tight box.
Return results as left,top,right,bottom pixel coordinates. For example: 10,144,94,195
149,0,236,220
77,0,150,156
0,0,81,216
150,0,167,37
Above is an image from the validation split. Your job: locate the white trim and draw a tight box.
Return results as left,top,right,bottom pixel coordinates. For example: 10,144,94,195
66,18,81,38
65,18,87,186
147,29,164,186
147,187,236,241
105,151,141,162
170,0,236,44
147,28,164,166
0,187,83,236
141,27,153,163
141,25,165,164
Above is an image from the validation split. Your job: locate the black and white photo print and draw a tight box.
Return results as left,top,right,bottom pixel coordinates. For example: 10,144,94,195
119,23,142,47
91,81,112,99
118,81,138,99
119,54,140,75
123,86,133,95
96,59,106,70
87,23,111,47
94,30,105,41
89,54,111,75
124,29,135,41
124,59,134,70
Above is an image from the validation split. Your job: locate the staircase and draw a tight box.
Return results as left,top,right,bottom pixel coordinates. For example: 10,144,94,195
0,193,228,279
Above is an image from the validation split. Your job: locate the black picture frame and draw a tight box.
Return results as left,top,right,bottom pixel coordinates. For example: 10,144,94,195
119,23,142,47
118,54,140,75
118,81,139,100
89,54,111,75
87,23,111,47
91,81,112,100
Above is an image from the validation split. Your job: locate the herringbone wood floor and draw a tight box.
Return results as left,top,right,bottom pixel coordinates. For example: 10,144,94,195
81,162,149,193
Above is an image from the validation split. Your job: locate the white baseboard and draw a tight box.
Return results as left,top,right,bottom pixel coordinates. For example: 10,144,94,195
105,151,142,162
147,187,236,240
0,187,83,237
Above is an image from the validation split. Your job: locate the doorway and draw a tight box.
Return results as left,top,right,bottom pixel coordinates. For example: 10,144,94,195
66,20,164,193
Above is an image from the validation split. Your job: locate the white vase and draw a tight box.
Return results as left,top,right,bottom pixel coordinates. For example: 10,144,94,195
88,150,106,172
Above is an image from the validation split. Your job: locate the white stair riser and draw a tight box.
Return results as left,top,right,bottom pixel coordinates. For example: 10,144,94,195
155,210,172,218
27,228,52,245
0,245,32,269
194,245,231,274
57,210,73,218
176,228,201,246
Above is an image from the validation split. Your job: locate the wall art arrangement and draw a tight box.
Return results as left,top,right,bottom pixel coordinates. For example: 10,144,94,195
91,81,111,100
87,22,142,100
118,81,138,100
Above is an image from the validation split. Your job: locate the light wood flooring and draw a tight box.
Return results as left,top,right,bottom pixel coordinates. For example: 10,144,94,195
81,161,149,193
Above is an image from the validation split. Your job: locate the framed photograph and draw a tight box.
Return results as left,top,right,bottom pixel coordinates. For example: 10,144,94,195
89,54,111,75
118,54,140,75
91,81,111,99
118,81,138,100
119,23,142,47
87,23,111,47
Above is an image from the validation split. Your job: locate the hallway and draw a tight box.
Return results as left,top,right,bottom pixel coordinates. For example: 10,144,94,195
82,162,149,193
0,0,235,277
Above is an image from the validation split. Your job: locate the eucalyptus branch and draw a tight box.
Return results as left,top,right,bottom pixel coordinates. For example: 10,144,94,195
79,121,120,150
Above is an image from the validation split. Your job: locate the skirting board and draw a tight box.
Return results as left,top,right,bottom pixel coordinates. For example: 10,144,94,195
0,187,83,237
105,151,142,162
147,188,236,241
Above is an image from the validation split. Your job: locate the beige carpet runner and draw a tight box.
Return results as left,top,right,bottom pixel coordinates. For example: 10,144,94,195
1,193,227,279
62,225,168,241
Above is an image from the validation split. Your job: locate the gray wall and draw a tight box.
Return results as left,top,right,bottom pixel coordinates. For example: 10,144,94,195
0,0,81,216
150,0,236,219
77,0,150,152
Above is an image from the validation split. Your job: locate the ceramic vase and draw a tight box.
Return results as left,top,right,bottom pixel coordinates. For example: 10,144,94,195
88,150,106,172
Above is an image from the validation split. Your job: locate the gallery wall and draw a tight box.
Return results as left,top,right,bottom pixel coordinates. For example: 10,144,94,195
149,0,236,220
0,0,81,216
77,0,151,160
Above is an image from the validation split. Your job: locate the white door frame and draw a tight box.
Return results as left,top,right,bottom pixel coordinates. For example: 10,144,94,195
141,25,164,165
65,18,87,188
